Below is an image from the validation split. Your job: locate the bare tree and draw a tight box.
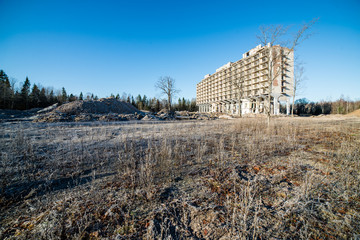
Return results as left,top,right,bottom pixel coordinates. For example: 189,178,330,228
292,60,306,116
256,18,318,126
155,76,179,111
231,66,245,117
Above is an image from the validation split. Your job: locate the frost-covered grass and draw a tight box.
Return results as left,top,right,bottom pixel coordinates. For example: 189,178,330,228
1,116,359,239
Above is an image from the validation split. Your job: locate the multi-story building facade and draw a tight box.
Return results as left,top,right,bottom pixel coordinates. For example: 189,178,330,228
196,44,294,115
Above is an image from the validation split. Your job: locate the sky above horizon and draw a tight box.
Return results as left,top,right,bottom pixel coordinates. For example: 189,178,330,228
1,0,359,102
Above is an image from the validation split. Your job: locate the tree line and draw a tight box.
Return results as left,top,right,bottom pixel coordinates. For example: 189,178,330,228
0,70,197,112
288,97,360,116
0,70,65,110
121,94,197,112
1,69,358,115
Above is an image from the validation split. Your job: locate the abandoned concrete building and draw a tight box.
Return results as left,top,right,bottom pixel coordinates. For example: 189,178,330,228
196,44,294,115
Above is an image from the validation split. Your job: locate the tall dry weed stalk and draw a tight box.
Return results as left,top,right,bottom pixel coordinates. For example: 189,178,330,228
0,118,359,239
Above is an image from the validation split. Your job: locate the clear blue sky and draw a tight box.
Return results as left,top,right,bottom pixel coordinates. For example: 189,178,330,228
1,0,359,102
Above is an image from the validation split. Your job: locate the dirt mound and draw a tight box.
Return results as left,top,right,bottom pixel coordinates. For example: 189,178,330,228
346,109,360,117
33,98,141,122
55,98,139,115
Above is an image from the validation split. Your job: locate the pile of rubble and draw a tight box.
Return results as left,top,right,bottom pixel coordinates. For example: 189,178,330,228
140,110,219,121
33,112,145,123
0,98,229,123
54,98,139,115
29,98,223,123
33,98,142,122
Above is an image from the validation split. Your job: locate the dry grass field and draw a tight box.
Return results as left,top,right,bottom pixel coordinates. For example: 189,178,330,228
1,116,359,239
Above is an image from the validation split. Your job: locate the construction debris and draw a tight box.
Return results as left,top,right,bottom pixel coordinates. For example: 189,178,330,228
29,98,223,123
1,98,237,123
54,98,139,115
218,114,233,120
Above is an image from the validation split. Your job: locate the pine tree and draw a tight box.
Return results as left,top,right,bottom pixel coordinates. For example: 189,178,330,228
177,98,182,111
79,92,83,100
0,70,11,109
20,77,31,109
182,98,186,111
142,95,148,110
29,84,41,108
136,95,142,109
131,96,136,107
39,88,48,107
69,94,76,102
61,87,67,103
13,90,21,109
49,90,56,105
190,98,197,112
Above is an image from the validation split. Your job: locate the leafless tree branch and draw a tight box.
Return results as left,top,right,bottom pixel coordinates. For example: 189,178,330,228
155,76,180,111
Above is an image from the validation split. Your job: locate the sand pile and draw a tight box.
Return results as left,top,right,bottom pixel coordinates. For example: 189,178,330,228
346,109,360,117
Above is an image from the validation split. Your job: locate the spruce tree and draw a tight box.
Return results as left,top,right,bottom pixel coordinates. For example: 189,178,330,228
49,90,55,104
131,96,136,107
0,70,11,109
142,95,148,110
69,94,76,102
136,95,142,109
39,88,48,107
61,87,67,103
190,98,197,112
20,77,31,109
182,98,186,110
79,92,83,100
30,84,40,108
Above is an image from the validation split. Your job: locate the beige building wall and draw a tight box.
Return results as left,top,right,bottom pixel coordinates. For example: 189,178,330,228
196,44,294,115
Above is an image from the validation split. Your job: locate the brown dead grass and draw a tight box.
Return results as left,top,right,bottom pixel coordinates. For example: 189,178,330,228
347,108,360,117
0,116,359,239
